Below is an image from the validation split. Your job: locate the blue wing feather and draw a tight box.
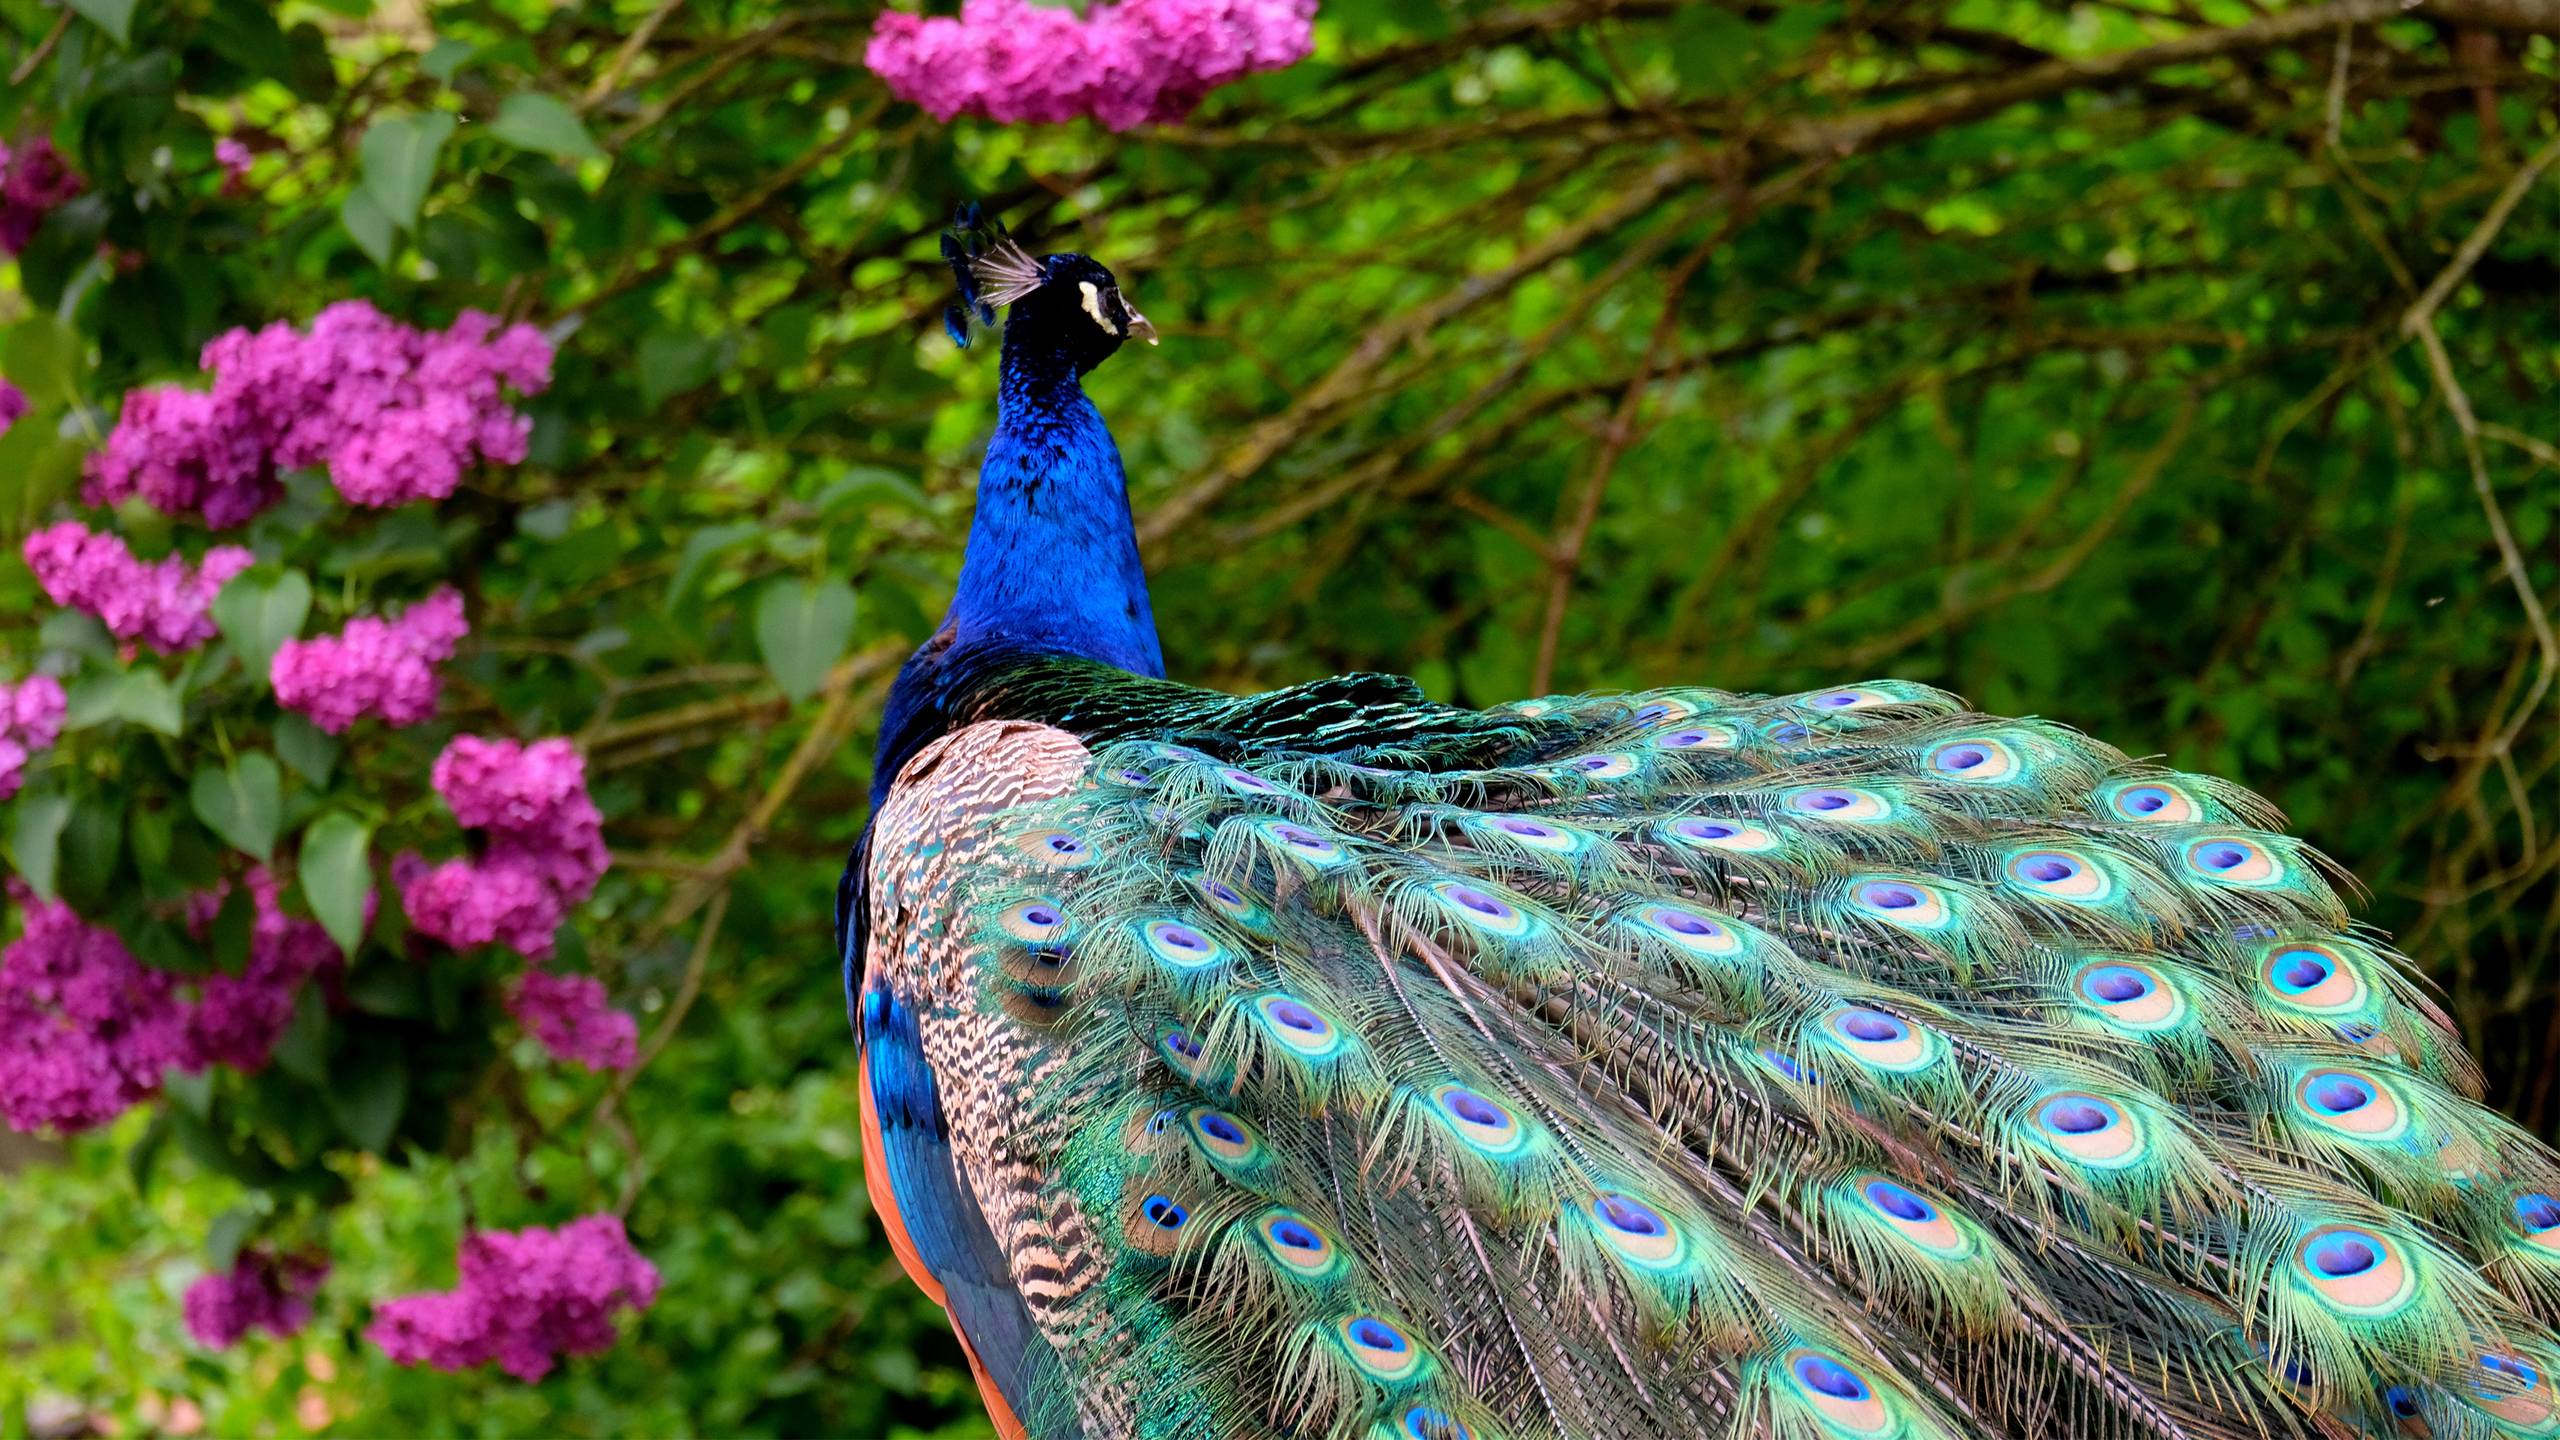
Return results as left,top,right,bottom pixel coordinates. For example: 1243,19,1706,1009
854,915,1083,1439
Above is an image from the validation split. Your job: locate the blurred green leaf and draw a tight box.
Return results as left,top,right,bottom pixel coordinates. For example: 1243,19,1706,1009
211,567,311,682
109,670,184,736
274,988,329,1083
190,753,282,861
359,111,457,231
341,188,396,265
3,315,85,406
638,330,715,408
273,712,340,786
326,1044,407,1152
57,797,122,914
755,577,856,704
489,92,604,162
422,37,478,82
10,791,72,901
205,1204,260,1270
299,812,372,956
67,0,137,45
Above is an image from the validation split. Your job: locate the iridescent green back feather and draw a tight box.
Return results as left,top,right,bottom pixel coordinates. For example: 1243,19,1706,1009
891,675,2560,1440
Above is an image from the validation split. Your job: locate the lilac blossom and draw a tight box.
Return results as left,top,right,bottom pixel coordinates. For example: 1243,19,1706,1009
866,0,1317,130
0,889,192,1134
368,1215,660,1382
0,673,65,802
214,137,253,189
181,870,344,1075
184,1251,328,1349
0,135,83,255
21,521,254,655
508,972,637,1072
0,378,26,436
84,301,553,529
270,588,467,733
398,737,608,959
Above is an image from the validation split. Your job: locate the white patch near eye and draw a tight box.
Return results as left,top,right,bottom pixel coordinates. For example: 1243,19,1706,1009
1078,280,1121,335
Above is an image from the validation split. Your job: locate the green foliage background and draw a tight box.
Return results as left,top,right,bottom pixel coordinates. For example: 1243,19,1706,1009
4,1,2559,1435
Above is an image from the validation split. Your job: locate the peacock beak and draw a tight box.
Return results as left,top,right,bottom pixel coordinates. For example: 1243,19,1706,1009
1126,308,1158,346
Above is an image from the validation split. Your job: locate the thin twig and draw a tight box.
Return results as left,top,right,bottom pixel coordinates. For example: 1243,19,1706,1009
8,6,70,86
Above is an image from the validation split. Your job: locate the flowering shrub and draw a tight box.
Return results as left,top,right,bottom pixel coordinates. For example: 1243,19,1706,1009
0,892,192,1133
181,871,346,1073
397,736,609,958
84,301,551,528
509,971,639,1071
369,1216,661,1382
0,135,81,255
0,2,1359,1433
271,588,468,733
184,1252,329,1349
22,522,254,654
867,0,1316,129
214,138,255,190
0,673,64,801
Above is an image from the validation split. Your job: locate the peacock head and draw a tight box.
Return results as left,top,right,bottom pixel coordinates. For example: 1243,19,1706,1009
941,204,1156,375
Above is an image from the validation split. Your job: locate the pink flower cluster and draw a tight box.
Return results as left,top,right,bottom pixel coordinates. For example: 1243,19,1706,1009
182,870,343,1074
0,135,83,255
368,1215,660,1382
22,521,254,655
0,871,348,1133
397,737,607,959
270,588,467,734
0,377,26,436
215,137,253,189
84,300,554,529
0,890,191,1134
508,972,636,1072
866,0,1316,130
184,1251,328,1349
0,673,65,802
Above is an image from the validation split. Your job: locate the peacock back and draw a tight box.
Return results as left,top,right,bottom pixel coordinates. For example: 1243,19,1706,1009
857,658,2560,1440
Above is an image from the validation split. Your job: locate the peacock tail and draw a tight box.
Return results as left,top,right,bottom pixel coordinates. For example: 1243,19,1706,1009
849,212,2560,1440
857,662,2560,1440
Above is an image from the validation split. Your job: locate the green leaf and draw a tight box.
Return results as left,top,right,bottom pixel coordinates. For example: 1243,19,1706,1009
163,1066,213,1119
67,0,137,46
359,111,457,231
340,188,395,265
211,567,310,682
190,753,282,861
637,330,715,408
345,960,423,1018
127,1109,171,1195
273,988,328,1084
421,37,478,83
3,315,85,407
207,883,255,974
109,669,184,736
326,1045,407,1152
666,521,762,608
273,712,339,786
206,1203,261,1271
10,791,72,900
299,813,372,957
58,796,122,914
755,577,857,703
488,92,603,162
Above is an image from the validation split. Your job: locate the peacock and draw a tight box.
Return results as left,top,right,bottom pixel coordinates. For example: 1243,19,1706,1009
841,209,2560,1440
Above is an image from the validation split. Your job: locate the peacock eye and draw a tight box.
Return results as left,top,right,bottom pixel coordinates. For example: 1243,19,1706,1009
1077,280,1121,335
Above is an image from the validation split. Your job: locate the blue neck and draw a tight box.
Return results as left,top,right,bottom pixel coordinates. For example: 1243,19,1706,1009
943,339,1165,679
